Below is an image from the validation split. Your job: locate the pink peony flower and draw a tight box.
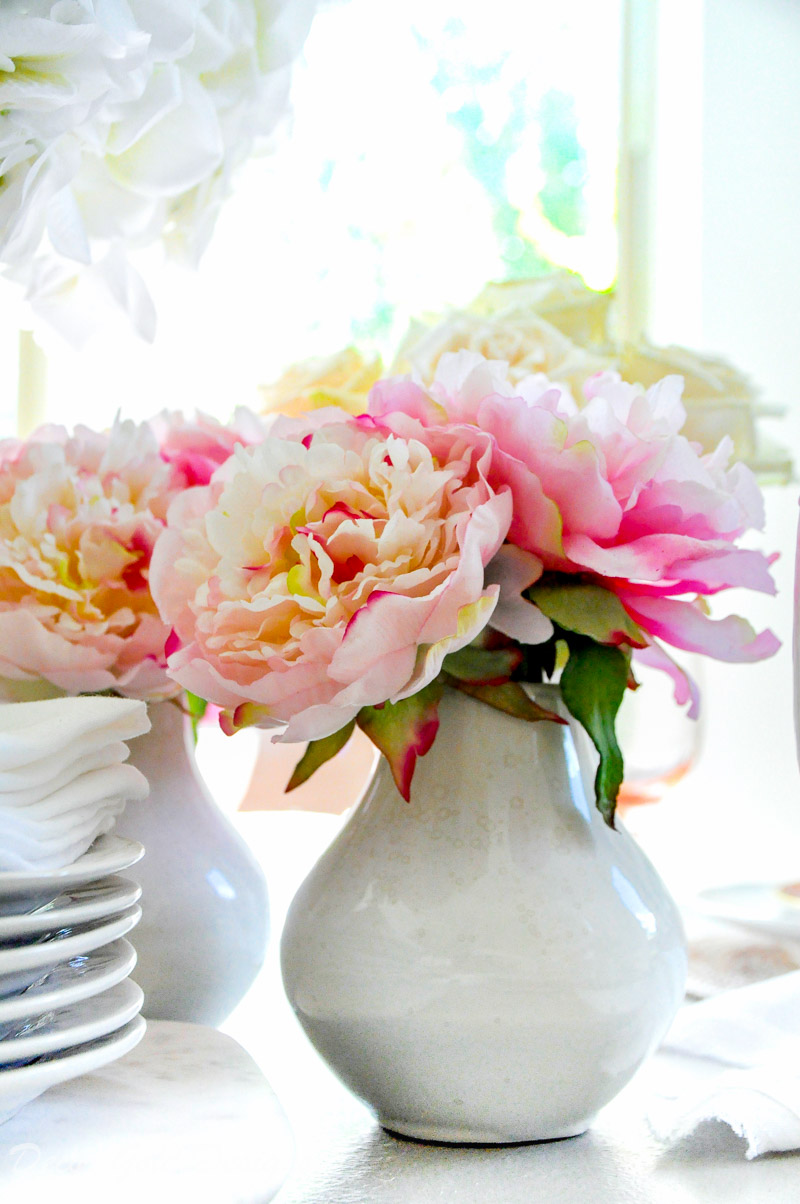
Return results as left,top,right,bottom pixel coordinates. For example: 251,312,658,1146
369,352,779,670
0,410,260,701
151,415,511,743
152,408,267,487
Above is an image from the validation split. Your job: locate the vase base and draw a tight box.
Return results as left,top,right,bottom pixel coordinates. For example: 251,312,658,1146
380,1118,592,1146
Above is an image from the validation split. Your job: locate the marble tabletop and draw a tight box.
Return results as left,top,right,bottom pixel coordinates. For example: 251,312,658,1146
0,1020,293,1204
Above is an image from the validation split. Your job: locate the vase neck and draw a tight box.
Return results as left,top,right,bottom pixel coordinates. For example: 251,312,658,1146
364,682,597,832
126,700,208,804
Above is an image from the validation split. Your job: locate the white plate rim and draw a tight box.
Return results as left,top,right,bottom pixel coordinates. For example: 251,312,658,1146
0,1014,146,1099
0,835,144,894
0,978,143,1063
694,882,800,936
0,905,141,975
0,876,142,938
0,938,137,1023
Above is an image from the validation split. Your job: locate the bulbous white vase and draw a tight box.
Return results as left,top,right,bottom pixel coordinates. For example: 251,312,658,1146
281,684,687,1143
114,701,269,1026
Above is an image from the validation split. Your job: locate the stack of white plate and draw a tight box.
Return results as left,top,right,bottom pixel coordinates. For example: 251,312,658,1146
0,833,147,1123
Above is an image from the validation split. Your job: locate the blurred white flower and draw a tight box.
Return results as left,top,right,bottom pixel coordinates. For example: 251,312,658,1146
0,0,317,343
392,274,611,404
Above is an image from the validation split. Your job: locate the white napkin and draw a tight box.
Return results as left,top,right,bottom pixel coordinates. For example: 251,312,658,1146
647,970,800,1158
0,763,148,821
0,741,130,802
0,696,150,772
0,697,151,872
0,802,128,871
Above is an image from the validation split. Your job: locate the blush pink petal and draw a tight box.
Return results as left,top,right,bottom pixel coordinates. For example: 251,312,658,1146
619,593,780,662
564,533,737,583
328,646,420,711
0,609,127,695
488,450,565,561
269,406,360,440
484,545,553,644
153,408,266,486
369,378,447,426
150,485,220,641
659,549,778,596
418,493,511,642
476,395,622,542
634,642,701,720
163,645,262,712
168,641,346,727
330,590,447,687
394,593,500,702
277,701,363,744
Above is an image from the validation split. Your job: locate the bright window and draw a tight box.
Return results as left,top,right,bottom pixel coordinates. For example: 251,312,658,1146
27,0,623,432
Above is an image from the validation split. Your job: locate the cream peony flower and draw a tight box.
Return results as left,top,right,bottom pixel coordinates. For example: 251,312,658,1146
0,421,180,699
259,348,383,419
0,409,262,700
152,415,511,748
0,0,318,342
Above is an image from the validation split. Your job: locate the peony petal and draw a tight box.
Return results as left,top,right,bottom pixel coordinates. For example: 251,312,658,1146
564,532,749,584
417,492,511,644
484,545,554,645
619,593,781,663
634,642,701,720
394,592,499,701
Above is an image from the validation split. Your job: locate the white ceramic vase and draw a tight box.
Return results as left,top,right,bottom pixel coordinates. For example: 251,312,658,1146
113,701,269,1026
281,684,687,1143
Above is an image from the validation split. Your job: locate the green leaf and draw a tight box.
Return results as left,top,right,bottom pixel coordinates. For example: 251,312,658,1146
559,642,628,827
185,691,208,745
286,721,356,792
357,679,444,801
528,580,647,648
442,644,522,685
446,678,565,725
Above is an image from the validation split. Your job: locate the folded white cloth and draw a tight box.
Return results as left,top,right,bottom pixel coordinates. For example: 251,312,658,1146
0,801,128,872
647,970,800,1158
0,741,130,803
0,697,150,772
0,763,148,823
0,697,151,872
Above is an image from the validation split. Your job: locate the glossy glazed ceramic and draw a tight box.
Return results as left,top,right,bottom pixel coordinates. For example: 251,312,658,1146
0,1014,146,1124
0,938,137,1024
281,685,687,1144
0,904,141,998
0,876,141,940
112,702,269,1025
0,835,143,916
0,977,143,1059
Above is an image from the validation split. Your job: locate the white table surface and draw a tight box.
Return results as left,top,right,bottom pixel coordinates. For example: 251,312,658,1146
222,811,800,1204
0,1018,293,1204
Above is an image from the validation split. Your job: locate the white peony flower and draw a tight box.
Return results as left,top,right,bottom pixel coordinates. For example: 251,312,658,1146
392,274,611,405
0,0,317,342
